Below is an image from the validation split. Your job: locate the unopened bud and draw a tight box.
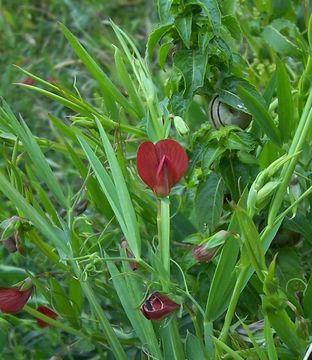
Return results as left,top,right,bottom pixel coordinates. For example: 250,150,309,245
173,116,189,136
193,230,230,263
256,180,280,209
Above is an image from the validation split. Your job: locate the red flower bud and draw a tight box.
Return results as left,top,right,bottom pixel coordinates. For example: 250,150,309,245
140,292,180,320
0,287,33,313
121,240,137,271
36,306,58,327
193,243,220,263
136,139,188,197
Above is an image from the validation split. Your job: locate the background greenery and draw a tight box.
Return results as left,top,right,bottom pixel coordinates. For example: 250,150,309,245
1,0,312,359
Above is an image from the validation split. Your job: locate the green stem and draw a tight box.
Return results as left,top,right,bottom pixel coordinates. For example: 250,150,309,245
157,197,184,359
219,267,248,342
71,262,127,360
268,90,312,225
24,305,85,338
157,197,171,278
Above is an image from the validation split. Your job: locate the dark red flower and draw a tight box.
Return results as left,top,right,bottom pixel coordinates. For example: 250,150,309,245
0,287,33,313
140,292,180,320
36,306,58,327
136,139,188,197
121,240,137,271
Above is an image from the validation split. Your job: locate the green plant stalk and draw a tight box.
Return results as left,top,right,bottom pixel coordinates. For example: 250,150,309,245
268,89,312,225
71,262,128,360
157,197,184,359
213,337,244,360
219,266,248,342
23,305,85,338
157,197,171,277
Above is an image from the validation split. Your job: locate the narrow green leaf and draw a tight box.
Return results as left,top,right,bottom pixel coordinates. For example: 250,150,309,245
60,23,138,118
95,118,141,257
0,103,67,207
264,315,278,360
276,58,294,142
235,205,267,281
107,261,162,359
50,278,80,328
0,174,70,255
158,41,172,69
77,136,130,245
262,25,301,57
114,47,145,118
237,86,281,146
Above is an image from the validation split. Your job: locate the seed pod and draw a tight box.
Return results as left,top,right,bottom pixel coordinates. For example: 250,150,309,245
208,95,252,129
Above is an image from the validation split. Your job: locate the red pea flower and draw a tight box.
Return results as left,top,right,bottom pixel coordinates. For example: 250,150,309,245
140,292,180,320
36,306,58,328
0,286,33,313
136,139,188,197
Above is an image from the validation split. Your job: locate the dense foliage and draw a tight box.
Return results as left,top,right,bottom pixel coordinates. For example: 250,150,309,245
1,0,312,359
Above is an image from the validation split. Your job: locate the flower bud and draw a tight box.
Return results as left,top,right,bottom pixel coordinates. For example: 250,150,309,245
36,306,58,328
173,116,189,136
193,230,230,263
140,292,180,320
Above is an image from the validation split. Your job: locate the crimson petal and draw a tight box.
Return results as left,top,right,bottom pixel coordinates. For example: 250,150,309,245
136,139,188,196
140,292,180,320
0,287,33,313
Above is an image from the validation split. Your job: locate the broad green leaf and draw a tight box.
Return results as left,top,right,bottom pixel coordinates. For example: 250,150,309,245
194,173,224,233
60,23,138,118
174,49,208,96
175,14,192,48
222,15,242,40
276,58,295,142
198,0,221,34
238,86,281,146
157,0,173,24
147,23,173,59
